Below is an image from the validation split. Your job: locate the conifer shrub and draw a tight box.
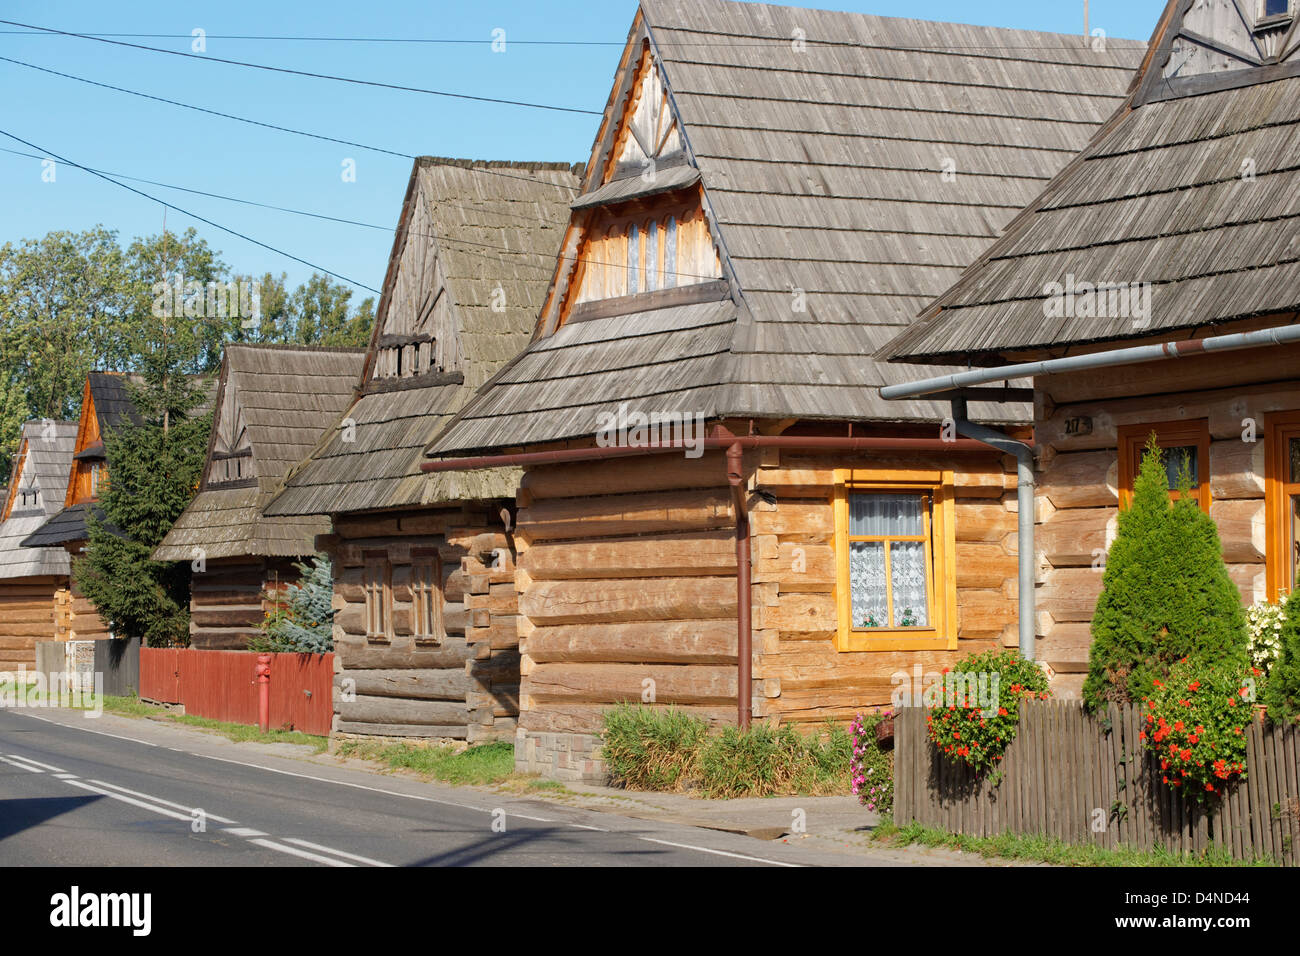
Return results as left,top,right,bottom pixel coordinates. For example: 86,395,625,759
1083,437,1250,710
254,553,335,654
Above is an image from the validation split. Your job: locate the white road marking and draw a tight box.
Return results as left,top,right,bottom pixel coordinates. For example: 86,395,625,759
568,823,608,832
88,779,237,824
249,838,354,867
64,778,195,823
282,837,393,867
7,754,66,773
637,837,800,867
9,708,801,866
222,827,267,837
0,754,44,773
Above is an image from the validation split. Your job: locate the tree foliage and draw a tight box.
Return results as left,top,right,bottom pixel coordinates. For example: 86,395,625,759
1264,588,1300,724
1083,437,1250,709
254,554,336,654
0,227,374,473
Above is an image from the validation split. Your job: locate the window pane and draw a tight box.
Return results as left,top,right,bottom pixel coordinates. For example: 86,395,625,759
1291,496,1300,594
849,541,887,628
626,224,639,296
890,542,929,627
1289,438,1300,484
849,493,924,536
664,217,677,288
645,220,659,292
1265,0,1288,16
1161,445,1198,489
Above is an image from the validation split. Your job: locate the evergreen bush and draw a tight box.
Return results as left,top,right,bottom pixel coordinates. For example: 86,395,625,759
1264,588,1300,724
1083,437,1249,709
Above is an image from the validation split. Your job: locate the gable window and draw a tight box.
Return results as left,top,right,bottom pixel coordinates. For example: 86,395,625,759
90,462,103,497
1262,0,1290,19
411,549,444,645
833,468,957,651
363,551,392,642
1117,420,1211,510
1265,411,1300,599
570,200,718,309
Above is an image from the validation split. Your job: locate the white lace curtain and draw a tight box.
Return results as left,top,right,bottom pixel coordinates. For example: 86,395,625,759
848,494,929,628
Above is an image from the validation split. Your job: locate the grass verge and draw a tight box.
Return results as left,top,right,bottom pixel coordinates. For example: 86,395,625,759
334,739,516,787
600,703,852,797
872,818,1277,867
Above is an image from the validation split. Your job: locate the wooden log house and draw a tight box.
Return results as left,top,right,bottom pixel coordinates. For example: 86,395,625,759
879,0,1300,694
153,344,365,649
0,419,77,674
21,372,147,643
263,157,580,741
423,0,1146,780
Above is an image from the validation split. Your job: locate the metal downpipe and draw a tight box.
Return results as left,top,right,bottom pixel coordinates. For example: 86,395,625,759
951,400,1035,661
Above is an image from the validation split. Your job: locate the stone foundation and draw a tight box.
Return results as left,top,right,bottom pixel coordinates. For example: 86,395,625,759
515,728,606,784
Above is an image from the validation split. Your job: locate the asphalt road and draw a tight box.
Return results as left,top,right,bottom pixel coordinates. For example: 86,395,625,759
0,706,882,867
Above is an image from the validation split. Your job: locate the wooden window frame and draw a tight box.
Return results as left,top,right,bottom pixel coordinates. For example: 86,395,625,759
1265,410,1300,600
410,549,444,646
1117,419,1211,511
833,467,957,652
363,550,392,643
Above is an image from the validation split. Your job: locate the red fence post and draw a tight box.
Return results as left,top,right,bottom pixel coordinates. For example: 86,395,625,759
255,654,271,733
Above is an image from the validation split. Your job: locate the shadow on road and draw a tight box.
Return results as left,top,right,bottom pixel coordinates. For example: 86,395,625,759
0,795,103,841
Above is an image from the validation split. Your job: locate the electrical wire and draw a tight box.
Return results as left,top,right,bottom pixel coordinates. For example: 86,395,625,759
0,127,381,293
0,18,602,115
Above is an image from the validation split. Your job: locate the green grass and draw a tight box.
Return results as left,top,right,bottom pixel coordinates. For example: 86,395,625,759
600,703,853,797
873,818,1277,867
93,693,328,750
335,739,516,786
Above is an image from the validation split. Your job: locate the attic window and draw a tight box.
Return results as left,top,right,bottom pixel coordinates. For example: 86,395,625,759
375,336,437,380
1260,0,1291,21
570,198,719,310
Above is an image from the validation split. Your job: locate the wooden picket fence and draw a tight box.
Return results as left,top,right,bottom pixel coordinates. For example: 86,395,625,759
893,699,1300,864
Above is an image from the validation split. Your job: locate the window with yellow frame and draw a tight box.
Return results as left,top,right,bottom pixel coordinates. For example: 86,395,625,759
833,468,957,652
1265,410,1300,601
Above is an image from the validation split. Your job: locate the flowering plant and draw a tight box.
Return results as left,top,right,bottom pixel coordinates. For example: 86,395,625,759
926,649,1050,781
1140,657,1253,802
1245,600,1285,675
849,711,893,813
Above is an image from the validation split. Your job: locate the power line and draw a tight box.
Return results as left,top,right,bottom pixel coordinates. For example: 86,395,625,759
0,18,603,116
0,54,582,191
0,128,381,293
0,144,723,284
0,28,1122,51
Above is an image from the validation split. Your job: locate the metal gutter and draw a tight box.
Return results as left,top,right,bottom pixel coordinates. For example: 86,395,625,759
879,324,1300,401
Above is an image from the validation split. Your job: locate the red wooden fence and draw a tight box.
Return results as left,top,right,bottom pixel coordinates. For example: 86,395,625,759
139,648,333,736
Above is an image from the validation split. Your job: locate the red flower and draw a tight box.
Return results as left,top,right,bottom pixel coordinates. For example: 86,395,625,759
998,707,1008,716
1180,749,1192,761
1188,681,1200,692
1174,721,1184,732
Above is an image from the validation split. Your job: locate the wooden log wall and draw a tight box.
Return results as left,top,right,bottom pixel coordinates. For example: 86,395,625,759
189,558,298,650
328,506,518,742
513,443,1020,751
0,575,63,672
53,579,111,642
753,448,1018,724
515,452,741,745
1035,348,1300,695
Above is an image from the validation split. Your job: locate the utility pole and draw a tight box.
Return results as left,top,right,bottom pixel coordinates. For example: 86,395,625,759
1084,0,1090,38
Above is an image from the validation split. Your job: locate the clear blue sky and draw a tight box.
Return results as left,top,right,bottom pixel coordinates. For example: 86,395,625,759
0,0,1167,300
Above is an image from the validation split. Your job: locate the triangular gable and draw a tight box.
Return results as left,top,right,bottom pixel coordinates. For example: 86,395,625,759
64,378,103,508
205,354,256,486
1137,0,1300,103
360,163,464,390
536,13,728,335
2,434,37,520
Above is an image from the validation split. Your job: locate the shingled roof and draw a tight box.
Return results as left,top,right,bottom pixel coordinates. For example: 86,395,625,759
264,157,580,517
425,0,1145,457
879,0,1300,364
21,372,215,549
153,344,365,562
0,420,77,579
